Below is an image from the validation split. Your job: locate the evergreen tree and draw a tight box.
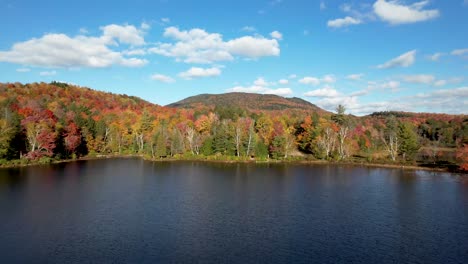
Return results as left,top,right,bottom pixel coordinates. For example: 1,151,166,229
254,140,269,159
155,131,167,157
398,122,420,160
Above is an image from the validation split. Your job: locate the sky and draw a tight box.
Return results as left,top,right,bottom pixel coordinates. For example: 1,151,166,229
0,0,467,115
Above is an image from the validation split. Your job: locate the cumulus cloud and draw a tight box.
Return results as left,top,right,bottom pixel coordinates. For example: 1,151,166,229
141,22,151,30
0,24,149,68
39,70,57,76
278,79,289,85
322,74,336,83
451,48,468,56
306,85,468,116
148,27,280,64
401,75,462,87
226,77,292,96
241,26,256,32
320,1,326,10
304,85,340,97
380,81,400,90
179,67,221,79
123,49,147,56
327,16,362,28
227,36,280,57
373,0,440,25
433,80,447,87
299,75,336,86
346,73,364,81
101,24,146,46
299,77,320,86
427,52,444,61
408,87,468,113
254,77,269,87
270,31,283,40
403,74,435,84
150,73,175,83
377,50,416,69
228,86,292,96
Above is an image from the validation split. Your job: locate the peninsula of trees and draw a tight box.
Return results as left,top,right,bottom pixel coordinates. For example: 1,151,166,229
0,82,467,172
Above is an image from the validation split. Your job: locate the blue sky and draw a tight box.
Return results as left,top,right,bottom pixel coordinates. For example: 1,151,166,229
0,0,467,115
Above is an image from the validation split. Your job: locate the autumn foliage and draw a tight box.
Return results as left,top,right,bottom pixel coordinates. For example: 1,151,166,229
0,82,467,172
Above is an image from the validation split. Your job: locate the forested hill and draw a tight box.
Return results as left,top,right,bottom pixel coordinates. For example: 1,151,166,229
0,81,161,112
167,92,328,114
0,82,467,172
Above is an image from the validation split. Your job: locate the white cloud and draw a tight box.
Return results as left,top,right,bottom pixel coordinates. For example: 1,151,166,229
307,86,468,116
451,48,468,56
123,49,147,56
101,24,146,46
39,70,57,76
288,74,297,79
433,80,447,87
161,18,170,24
179,67,221,79
254,77,269,86
227,36,280,58
322,74,336,83
148,27,280,64
380,80,400,90
264,88,293,96
346,73,364,81
320,1,326,10
242,26,256,32
16,68,30,72
120,58,148,67
299,76,320,86
0,24,149,68
278,79,289,85
141,22,151,30
433,77,463,87
403,74,435,84
227,77,292,96
228,85,292,96
150,73,175,83
228,85,265,93
401,75,462,87
427,52,444,61
377,50,416,69
79,28,88,34
373,0,440,25
304,85,340,97
327,16,362,28
408,87,468,113
270,31,283,40
340,3,352,12
299,75,335,85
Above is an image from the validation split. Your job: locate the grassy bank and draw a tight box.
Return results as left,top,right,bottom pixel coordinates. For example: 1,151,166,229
0,153,464,174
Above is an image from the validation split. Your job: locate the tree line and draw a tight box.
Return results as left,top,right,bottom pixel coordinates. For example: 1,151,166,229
0,82,467,171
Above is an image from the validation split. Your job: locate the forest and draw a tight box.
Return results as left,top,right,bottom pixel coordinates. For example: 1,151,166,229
0,82,467,172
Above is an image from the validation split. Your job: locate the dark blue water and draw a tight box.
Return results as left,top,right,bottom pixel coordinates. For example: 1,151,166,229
0,159,467,263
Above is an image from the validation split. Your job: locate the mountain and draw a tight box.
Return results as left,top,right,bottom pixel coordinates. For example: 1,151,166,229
167,92,328,114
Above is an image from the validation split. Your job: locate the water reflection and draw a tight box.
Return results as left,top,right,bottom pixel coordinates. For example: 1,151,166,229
0,159,466,263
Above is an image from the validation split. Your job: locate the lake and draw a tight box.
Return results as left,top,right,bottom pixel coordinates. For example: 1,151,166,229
0,158,467,263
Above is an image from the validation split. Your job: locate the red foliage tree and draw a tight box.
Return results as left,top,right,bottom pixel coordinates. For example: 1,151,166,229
456,145,468,171
64,122,81,155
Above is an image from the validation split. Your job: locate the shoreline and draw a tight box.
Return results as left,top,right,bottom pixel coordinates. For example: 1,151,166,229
0,154,464,174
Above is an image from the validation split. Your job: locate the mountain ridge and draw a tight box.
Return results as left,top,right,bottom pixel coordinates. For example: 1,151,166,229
166,92,329,114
